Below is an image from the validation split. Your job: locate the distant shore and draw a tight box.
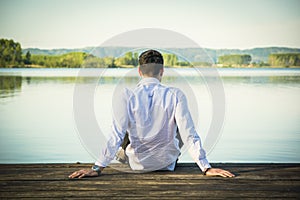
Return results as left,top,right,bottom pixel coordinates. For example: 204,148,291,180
2,39,300,69
2,62,300,69
7,64,300,69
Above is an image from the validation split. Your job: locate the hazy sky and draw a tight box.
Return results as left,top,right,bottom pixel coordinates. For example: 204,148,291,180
0,0,299,49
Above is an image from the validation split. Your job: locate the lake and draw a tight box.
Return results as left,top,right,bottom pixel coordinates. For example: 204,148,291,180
0,68,299,164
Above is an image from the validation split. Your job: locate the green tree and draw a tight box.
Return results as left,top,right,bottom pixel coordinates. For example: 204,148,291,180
163,54,178,67
15,43,22,64
114,52,138,67
218,54,251,66
103,57,116,68
24,51,31,65
269,53,300,67
0,38,23,68
133,52,139,66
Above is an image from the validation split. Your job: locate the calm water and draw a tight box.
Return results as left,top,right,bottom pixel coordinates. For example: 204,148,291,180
0,68,299,163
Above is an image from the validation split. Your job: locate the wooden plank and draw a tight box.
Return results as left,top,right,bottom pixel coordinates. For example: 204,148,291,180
0,163,299,199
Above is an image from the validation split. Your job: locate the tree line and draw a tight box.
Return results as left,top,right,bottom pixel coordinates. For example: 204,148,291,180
1,38,300,68
217,53,300,67
0,39,193,68
269,53,300,67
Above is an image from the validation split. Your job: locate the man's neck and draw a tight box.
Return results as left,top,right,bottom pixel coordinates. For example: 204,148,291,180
142,75,161,82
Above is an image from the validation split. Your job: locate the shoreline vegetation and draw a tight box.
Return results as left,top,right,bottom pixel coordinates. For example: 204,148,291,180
1,38,300,69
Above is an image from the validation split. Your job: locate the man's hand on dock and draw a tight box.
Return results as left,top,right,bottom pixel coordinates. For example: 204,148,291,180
205,168,235,177
69,169,98,179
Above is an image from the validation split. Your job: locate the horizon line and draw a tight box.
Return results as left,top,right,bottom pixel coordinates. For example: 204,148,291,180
21,45,300,51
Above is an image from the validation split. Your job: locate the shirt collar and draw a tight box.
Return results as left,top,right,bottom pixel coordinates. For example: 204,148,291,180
137,77,160,86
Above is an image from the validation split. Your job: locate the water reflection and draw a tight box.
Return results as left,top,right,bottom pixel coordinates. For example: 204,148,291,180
0,74,299,100
0,76,22,98
221,76,300,85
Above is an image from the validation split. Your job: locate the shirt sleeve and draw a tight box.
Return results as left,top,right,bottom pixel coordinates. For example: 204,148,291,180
95,88,130,167
174,90,211,172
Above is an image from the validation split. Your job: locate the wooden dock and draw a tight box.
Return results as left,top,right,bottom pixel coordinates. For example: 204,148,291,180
0,163,299,199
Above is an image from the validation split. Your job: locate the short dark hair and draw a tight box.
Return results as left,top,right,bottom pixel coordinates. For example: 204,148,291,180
139,50,164,76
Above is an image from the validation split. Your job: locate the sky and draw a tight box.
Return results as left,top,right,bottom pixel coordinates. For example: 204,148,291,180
0,0,299,49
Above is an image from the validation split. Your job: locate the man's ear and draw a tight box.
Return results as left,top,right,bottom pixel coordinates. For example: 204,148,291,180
138,66,143,76
159,68,164,76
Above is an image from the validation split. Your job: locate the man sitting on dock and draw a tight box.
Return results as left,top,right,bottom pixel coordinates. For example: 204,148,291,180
69,49,234,178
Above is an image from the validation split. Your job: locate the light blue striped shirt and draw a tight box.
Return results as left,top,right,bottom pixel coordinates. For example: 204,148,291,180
96,77,211,172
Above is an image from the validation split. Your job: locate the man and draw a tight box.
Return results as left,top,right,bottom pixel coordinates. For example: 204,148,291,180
69,50,234,178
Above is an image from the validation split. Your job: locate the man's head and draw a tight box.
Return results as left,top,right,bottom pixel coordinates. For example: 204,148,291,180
138,50,164,80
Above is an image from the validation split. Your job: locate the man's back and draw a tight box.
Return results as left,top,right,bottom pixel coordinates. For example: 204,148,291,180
125,77,181,171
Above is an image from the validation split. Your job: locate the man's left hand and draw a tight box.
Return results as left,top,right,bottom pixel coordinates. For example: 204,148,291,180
68,169,98,179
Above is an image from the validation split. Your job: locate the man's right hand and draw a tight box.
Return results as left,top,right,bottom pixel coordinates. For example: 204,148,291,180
205,168,235,177
68,169,99,179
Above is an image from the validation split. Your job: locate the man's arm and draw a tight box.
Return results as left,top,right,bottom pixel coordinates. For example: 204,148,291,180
69,89,130,178
69,123,127,178
174,90,234,177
